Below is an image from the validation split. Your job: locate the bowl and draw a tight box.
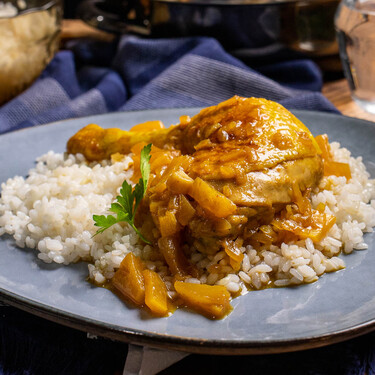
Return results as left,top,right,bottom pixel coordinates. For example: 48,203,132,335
0,0,63,105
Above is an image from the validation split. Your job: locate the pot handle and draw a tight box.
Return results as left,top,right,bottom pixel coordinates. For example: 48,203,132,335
75,0,150,35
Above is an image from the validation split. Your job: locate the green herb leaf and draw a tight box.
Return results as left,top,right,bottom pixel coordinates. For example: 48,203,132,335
134,143,151,214
140,143,151,194
92,144,152,244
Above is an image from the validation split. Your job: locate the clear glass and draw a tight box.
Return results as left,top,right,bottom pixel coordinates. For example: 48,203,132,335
0,0,63,105
335,0,375,114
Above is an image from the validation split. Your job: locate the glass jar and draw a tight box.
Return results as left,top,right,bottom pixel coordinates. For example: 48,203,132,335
335,0,375,113
0,0,63,105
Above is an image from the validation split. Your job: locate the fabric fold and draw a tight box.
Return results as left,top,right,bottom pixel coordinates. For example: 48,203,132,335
0,36,337,134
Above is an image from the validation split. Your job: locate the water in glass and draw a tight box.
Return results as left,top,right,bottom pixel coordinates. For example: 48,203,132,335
335,0,375,113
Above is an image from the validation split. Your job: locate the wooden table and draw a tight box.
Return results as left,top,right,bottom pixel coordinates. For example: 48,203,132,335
322,79,375,122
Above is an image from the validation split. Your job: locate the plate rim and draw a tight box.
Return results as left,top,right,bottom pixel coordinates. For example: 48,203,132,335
1,107,375,138
2,283,375,355
1,108,375,355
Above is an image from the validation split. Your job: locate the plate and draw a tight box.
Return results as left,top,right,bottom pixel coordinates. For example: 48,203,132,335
1,108,375,355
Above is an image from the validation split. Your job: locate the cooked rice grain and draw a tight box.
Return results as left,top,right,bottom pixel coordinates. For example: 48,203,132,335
1,143,375,297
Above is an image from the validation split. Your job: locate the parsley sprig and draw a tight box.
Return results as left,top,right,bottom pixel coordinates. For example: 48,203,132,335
93,144,152,244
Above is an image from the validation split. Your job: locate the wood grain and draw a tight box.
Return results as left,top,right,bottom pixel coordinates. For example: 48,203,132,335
61,19,115,42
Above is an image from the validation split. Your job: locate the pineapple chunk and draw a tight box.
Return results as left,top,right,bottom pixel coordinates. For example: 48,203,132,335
189,177,236,218
143,269,169,316
174,281,232,319
112,253,145,306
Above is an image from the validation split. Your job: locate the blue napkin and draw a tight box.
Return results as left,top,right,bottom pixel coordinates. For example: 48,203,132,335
0,36,337,134
1,35,361,375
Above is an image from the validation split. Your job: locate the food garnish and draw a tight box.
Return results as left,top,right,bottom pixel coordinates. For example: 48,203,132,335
93,143,152,244
2,97,374,321
72,97,336,318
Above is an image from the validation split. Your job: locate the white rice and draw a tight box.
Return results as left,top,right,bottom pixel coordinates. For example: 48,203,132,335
0,142,375,296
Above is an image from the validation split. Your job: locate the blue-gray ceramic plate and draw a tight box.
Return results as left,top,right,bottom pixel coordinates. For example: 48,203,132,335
0,109,375,355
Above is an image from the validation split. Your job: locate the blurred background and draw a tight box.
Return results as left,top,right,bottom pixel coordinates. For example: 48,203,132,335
1,0,374,130
59,0,375,120
1,1,375,374
64,0,81,18
62,0,343,77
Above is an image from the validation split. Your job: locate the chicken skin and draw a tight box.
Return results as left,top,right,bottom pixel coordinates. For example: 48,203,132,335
67,96,322,206
67,96,324,277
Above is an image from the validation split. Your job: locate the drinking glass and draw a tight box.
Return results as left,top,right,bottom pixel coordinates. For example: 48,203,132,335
335,0,375,114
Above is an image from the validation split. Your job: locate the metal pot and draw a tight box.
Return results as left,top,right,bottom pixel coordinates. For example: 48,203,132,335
77,0,339,56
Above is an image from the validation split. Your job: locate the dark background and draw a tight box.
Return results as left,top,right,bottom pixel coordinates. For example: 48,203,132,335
64,0,84,18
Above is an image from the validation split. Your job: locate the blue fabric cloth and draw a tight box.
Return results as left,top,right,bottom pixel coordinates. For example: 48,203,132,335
0,36,337,134
1,35,363,375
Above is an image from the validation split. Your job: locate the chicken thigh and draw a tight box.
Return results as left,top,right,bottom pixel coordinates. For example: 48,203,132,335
67,96,324,277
